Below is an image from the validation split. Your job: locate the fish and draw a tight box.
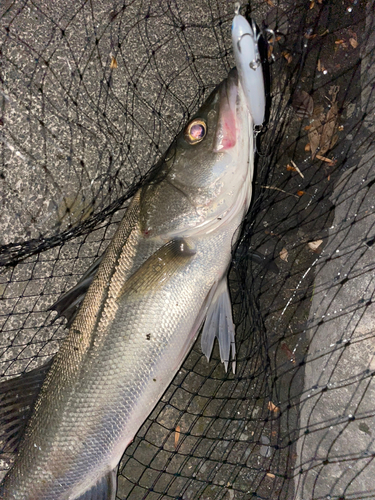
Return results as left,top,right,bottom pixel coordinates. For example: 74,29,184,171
0,68,254,500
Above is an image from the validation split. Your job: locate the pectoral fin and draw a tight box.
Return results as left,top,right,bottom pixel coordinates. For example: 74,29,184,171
75,467,118,500
119,238,196,298
201,279,236,373
0,360,53,454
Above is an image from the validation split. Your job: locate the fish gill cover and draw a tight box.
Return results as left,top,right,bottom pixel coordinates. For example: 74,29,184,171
0,0,374,499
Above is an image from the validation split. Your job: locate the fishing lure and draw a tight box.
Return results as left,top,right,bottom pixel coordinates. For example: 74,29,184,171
232,6,265,127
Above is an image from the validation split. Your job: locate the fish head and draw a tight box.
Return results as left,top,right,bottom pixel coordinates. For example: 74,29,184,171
140,68,254,238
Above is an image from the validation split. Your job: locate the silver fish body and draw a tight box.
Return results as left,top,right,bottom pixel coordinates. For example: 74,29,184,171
0,69,254,500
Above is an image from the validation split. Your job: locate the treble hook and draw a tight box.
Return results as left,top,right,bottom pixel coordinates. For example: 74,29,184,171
237,32,261,71
251,19,261,44
263,27,276,62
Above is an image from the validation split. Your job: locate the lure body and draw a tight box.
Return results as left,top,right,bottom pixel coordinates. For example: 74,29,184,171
232,14,265,126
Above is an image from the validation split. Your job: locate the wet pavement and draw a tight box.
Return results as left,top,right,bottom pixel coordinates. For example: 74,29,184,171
294,2,375,497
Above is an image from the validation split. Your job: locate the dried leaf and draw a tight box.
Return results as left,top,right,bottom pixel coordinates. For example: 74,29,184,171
312,104,325,118
308,239,323,251
308,86,340,159
265,0,275,6
267,473,276,479
309,1,315,9
335,39,345,45
291,160,304,178
305,143,311,152
349,37,358,48
174,425,181,449
57,195,93,225
279,248,288,262
110,56,118,69
304,32,317,40
265,229,282,239
282,51,293,64
308,117,323,158
281,342,296,363
286,163,304,178
316,154,336,165
328,86,340,100
317,59,326,73
261,185,300,199
297,190,305,196
319,103,338,155
268,401,279,413
292,90,314,118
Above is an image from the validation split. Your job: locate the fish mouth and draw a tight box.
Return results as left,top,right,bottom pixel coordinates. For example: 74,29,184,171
213,68,239,153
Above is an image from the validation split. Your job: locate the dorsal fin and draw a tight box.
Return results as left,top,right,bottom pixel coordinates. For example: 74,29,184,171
50,256,102,327
0,360,53,455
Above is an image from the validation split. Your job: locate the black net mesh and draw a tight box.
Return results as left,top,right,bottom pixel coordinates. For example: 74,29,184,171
1,0,374,499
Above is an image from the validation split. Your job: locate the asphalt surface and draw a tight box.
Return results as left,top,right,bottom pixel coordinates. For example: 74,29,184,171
294,2,375,497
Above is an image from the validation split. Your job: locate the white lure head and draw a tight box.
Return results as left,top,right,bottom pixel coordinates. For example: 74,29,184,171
232,14,265,127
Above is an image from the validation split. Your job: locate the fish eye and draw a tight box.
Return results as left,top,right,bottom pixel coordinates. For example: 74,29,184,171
184,119,207,145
